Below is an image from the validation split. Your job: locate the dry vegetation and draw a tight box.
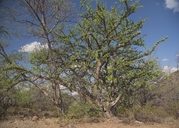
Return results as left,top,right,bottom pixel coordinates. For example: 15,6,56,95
1,71,179,128
0,117,179,128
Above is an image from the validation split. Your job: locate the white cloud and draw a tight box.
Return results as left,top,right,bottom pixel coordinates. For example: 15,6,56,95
19,41,48,53
162,58,168,61
164,0,179,12
176,54,179,57
163,66,177,75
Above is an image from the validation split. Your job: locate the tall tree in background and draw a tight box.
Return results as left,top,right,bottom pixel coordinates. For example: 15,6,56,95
0,0,26,97
17,0,76,115
0,0,76,115
0,1,27,112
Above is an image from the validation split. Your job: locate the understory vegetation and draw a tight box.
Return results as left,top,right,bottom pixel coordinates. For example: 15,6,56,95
1,71,179,123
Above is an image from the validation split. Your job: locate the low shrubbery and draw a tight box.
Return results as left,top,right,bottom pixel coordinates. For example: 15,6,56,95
117,102,179,124
67,101,102,119
1,72,179,124
166,102,179,119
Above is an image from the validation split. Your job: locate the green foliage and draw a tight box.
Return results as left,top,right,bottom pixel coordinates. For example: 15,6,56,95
11,88,32,107
29,48,49,65
67,101,101,119
134,104,170,123
0,86,32,118
0,0,168,118
167,102,179,119
1,83,33,109
57,0,167,116
118,104,169,123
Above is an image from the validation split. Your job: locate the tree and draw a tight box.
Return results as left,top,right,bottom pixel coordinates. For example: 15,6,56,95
54,0,167,117
0,0,167,118
0,0,76,115
0,1,27,116
0,0,25,101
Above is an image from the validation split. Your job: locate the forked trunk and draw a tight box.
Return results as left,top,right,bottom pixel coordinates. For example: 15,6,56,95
102,94,122,118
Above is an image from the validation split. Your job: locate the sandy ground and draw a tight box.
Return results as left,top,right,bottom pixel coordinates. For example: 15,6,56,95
0,117,179,128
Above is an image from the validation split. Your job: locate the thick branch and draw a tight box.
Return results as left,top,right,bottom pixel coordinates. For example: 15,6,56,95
108,93,122,109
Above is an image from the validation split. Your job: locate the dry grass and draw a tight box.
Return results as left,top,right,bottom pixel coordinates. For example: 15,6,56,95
0,117,179,128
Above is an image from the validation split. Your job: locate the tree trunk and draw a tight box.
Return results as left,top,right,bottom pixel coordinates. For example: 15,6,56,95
102,94,123,118
102,106,113,118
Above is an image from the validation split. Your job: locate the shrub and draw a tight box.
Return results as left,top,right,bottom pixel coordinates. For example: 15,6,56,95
12,89,32,108
31,88,54,111
133,104,169,123
0,107,6,119
167,102,179,119
117,103,171,123
67,101,101,119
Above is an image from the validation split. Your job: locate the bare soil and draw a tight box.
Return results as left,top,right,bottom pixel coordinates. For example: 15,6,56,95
0,117,179,128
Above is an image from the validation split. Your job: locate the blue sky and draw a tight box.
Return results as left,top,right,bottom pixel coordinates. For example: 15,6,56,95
100,0,179,72
132,0,179,72
4,0,179,73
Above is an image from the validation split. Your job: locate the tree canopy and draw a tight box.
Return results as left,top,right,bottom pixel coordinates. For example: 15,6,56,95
0,0,167,118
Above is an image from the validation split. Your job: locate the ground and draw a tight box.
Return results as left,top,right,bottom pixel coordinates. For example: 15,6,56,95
0,117,179,128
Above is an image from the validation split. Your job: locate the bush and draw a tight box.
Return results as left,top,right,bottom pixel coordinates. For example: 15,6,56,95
117,103,171,123
31,88,54,111
67,101,101,119
132,104,169,123
167,102,179,119
11,89,32,108
0,107,6,119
